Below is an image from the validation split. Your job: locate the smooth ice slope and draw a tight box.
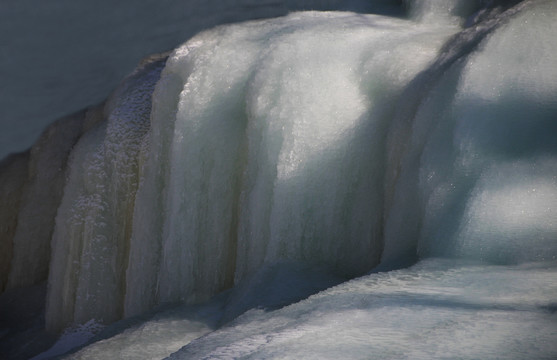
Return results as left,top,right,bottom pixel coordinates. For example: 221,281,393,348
169,259,557,360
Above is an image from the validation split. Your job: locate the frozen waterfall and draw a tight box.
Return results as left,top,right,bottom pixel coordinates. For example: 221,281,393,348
1,0,556,359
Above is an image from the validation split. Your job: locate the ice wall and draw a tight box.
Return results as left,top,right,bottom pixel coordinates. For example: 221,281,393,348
38,9,457,331
122,11,455,320
46,0,557,333
2,0,555,341
381,0,557,267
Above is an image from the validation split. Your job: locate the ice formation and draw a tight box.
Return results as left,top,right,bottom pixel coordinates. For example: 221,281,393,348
1,0,556,358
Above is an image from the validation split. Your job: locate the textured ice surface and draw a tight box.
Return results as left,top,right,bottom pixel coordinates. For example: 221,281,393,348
122,10,455,322
40,0,557,340
169,259,557,360
3,1,556,358
59,301,223,360
46,58,166,333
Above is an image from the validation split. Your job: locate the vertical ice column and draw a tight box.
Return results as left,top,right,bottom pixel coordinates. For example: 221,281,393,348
125,26,265,316
45,59,165,333
6,110,102,291
0,107,104,294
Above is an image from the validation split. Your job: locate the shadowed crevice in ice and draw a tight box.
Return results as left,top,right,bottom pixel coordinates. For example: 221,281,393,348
0,283,57,360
